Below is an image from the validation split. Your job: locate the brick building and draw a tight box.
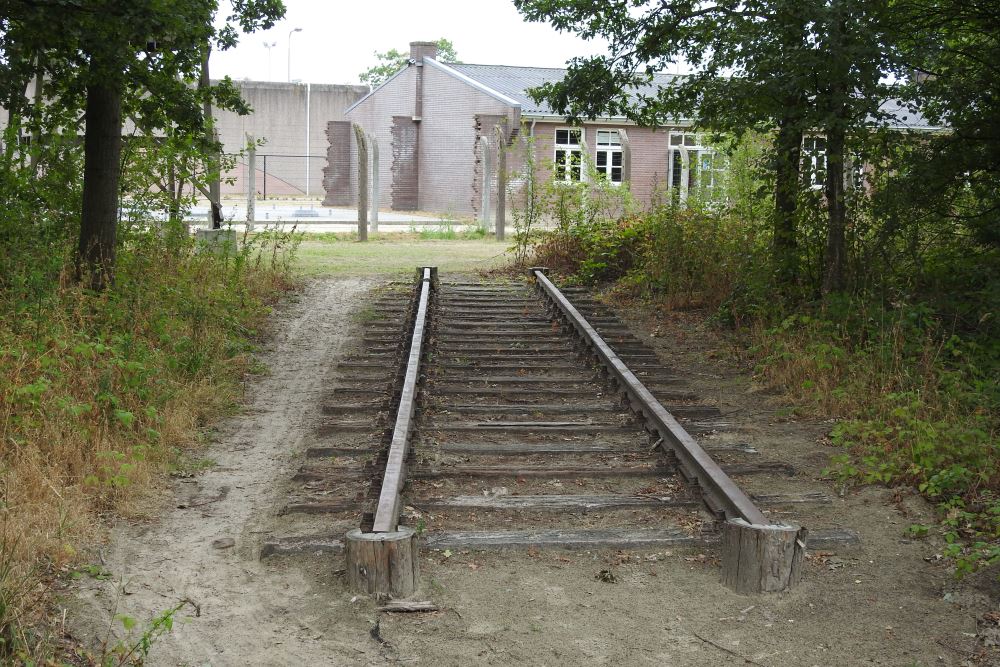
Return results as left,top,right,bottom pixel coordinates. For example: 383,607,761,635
324,41,933,216
324,41,701,215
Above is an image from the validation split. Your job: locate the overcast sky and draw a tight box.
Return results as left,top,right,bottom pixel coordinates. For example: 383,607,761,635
210,0,612,86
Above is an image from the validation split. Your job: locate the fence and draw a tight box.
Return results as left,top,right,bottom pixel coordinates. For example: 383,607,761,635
220,153,328,199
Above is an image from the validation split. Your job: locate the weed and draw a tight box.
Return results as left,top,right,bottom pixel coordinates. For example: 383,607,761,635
0,529,32,660
98,594,196,666
353,306,383,324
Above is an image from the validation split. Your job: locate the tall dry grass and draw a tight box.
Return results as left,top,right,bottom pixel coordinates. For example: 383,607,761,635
0,229,300,660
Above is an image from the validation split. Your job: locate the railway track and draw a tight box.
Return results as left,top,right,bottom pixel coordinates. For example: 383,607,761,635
264,268,857,594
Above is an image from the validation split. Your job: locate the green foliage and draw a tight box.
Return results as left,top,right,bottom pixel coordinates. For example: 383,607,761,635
892,1,1000,247
0,128,300,661
0,0,284,137
101,599,196,666
358,38,459,87
521,125,999,577
762,300,999,576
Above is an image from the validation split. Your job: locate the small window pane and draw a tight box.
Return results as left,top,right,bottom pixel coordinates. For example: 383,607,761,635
670,135,682,146
596,152,607,167
597,130,620,147
612,152,622,167
611,167,622,183
556,130,568,145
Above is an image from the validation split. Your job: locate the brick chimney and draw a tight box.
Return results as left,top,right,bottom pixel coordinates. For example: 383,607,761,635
409,41,439,63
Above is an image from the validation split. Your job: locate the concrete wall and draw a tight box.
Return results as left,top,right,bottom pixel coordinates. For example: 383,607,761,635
1,79,367,199
214,80,367,197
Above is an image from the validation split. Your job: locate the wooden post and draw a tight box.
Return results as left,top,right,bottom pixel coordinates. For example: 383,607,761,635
479,135,491,231
721,519,807,594
493,125,506,241
345,527,420,598
200,42,222,230
369,132,379,233
353,123,368,241
246,137,256,232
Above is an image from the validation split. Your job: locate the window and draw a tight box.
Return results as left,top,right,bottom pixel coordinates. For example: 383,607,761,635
668,132,726,201
803,136,826,188
554,128,582,181
849,154,866,191
595,130,623,184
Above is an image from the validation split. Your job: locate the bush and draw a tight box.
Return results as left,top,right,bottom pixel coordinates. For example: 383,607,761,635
0,131,301,659
521,130,1000,578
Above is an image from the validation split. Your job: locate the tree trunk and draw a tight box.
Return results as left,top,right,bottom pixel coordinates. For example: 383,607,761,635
822,124,847,294
200,42,222,229
773,113,802,285
821,3,849,295
77,70,122,291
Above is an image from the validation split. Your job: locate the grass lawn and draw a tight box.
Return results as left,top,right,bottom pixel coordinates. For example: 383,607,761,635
294,232,511,277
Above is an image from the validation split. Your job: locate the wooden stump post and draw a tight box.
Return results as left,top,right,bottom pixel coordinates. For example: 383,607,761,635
246,137,256,232
353,123,368,242
369,132,379,233
721,519,807,594
345,527,420,598
493,124,506,241
479,135,492,232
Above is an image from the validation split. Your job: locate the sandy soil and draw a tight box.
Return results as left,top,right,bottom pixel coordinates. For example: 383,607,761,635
68,277,999,666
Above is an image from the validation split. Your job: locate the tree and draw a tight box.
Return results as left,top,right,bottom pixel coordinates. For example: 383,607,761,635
0,0,285,290
358,38,459,87
893,0,1000,249
514,0,905,294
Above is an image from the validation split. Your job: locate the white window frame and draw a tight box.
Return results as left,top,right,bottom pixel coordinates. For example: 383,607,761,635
595,130,623,185
667,131,725,203
802,136,827,189
554,127,583,182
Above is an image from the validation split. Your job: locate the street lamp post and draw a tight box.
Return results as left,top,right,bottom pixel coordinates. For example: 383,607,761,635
287,28,302,83
263,40,277,80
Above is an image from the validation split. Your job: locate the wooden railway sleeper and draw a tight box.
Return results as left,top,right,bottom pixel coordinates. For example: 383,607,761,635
528,267,806,594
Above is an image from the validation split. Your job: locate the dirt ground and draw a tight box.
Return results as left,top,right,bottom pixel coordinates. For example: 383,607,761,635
67,276,999,666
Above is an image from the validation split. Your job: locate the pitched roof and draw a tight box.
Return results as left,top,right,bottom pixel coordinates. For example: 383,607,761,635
447,63,681,117
445,62,934,130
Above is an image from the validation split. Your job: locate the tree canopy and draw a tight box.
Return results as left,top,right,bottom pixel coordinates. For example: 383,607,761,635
0,0,285,288
358,38,459,87
514,0,910,293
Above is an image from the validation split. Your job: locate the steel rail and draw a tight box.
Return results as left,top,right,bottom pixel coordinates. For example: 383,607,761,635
371,268,433,532
531,269,769,526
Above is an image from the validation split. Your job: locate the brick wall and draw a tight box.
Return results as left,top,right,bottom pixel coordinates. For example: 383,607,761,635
322,121,354,206
418,64,517,215
344,67,417,210
391,116,419,210
471,114,505,216
527,122,674,209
